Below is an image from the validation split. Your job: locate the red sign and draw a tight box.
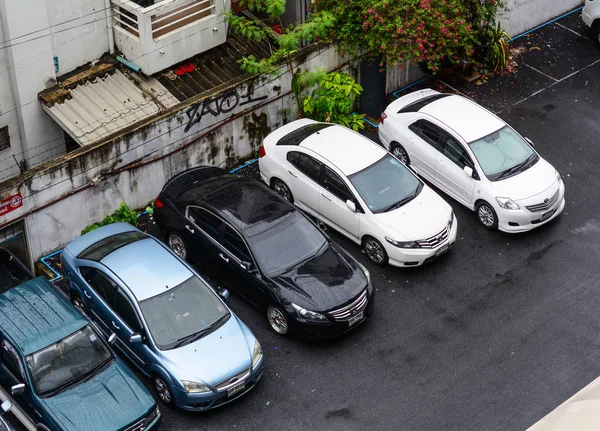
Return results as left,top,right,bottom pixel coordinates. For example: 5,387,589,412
0,193,22,216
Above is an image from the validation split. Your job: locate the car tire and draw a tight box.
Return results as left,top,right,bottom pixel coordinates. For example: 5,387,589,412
475,201,498,230
390,142,410,165
168,232,188,261
362,236,389,265
267,305,290,335
153,375,176,408
70,294,87,315
271,179,294,203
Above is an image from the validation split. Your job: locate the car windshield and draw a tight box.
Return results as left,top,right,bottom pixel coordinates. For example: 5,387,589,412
246,210,326,276
139,275,230,350
26,325,112,397
349,154,422,214
469,126,537,181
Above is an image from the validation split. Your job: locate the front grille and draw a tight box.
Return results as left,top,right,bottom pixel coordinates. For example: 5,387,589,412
417,227,448,249
125,419,145,431
526,189,559,212
328,289,368,321
215,369,250,391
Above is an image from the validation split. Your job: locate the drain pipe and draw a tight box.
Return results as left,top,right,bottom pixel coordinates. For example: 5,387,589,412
105,0,115,54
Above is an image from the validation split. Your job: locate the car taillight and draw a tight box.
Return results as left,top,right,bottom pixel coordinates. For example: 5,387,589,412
380,112,388,125
259,145,266,158
154,197,164,208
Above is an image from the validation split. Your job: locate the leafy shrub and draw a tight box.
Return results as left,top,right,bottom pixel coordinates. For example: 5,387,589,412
81,202,139,235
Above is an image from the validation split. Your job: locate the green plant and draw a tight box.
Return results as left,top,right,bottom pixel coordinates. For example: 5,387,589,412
81,202,139,235
300,70,365,131
485,22,511,73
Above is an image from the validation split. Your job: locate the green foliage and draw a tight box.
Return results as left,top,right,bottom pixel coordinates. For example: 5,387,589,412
485,22,511,73
316,0,508,73
301,71,365,131
81,202,139,235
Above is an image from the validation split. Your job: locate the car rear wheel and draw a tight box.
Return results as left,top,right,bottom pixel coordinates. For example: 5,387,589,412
362,236,389,265
476,201,498,230
390,142,410,165
271,179,294,203
168,233,188,260
267,306,289,335
153,376,175,408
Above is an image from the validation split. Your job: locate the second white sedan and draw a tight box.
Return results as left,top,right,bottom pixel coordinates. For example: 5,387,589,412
378,89,565,233
258,119,457,267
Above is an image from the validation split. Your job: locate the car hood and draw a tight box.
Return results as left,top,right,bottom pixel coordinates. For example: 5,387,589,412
159,315,253,386
42,361,154,431
490,157,557,200
374,186,452,241
272,244,367,311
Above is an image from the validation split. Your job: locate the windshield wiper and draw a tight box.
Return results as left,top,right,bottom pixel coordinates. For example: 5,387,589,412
382,183,423,213
41,355,113,398
496,155,534,181
171,313,230,349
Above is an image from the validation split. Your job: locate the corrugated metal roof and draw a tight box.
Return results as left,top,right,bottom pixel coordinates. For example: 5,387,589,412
43,69,179,146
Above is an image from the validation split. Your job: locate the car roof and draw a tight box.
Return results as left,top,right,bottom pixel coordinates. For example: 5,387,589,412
101,237,192,302
65,222,139,258
420,95,505,142
300,125,386,175
177,174,296,232
0,277,88,355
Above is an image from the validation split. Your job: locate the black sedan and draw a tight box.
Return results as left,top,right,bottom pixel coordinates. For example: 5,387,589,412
153,166,375,337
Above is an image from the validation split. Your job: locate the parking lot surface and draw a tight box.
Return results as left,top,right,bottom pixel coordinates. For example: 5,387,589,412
9,8,597,431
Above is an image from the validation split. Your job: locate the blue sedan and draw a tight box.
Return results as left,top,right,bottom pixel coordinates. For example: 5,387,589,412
60,223,264,411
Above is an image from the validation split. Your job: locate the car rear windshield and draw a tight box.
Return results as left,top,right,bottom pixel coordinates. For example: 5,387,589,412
139,275,230,350
277,123,333,146
26,325,112,397
78,231,147,261
245,210,326,276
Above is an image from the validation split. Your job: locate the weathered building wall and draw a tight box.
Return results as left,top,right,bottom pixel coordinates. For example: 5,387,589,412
500,0,583,37
0,44,350,263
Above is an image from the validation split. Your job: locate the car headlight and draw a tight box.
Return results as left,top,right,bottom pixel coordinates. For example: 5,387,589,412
495,197,520,210
385,237,421,248
145,406,160,425
181,380,211,393
251,340,263,369
448,211,454,230
555,170,562,183
292,303,328,322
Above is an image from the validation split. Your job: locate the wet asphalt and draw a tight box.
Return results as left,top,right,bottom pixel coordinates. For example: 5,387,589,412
8,7,600,431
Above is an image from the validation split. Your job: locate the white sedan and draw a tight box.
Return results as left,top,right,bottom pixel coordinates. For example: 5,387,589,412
258,119,457,267
378,89,565,232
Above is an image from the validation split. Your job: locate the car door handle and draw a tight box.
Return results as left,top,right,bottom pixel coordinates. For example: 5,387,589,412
112,321,120,330
219,253,229,263
321,193,332,201
288,170,298,178
185,225,195,234
83,290,91,299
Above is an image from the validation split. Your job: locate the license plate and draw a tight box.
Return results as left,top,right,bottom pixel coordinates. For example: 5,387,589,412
436,243,449,256
348,311,364,327
227,382,246,397
540,209,554,221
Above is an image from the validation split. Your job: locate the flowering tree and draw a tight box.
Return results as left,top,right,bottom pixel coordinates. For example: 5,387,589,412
316,0,507,73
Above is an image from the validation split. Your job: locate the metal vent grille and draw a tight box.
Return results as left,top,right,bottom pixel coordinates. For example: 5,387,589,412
0,127,9,152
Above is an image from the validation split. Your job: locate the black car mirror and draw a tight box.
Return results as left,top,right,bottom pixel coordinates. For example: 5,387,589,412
129,334,143,344
108,333,117,345
240,261,253,271
11,383,25,395
218,289,230,301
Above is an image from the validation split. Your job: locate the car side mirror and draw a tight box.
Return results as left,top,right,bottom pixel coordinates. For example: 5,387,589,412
218,289,230,301
1,400,11,414
525,137,534,147
108,333,117,345
129,334,143,344
463,166,474,178
240,261,253,271
11,383,25,395
346,200,357,212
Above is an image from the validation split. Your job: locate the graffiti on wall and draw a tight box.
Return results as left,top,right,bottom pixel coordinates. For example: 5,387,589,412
184,82,268,133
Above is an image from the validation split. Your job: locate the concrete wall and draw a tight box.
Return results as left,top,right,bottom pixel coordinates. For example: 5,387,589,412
0,44,348,262
500,0,584,37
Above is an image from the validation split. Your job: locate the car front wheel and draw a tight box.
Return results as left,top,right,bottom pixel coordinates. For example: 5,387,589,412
390,142,410,165
362,236,389,265
153,376,175,408
476,201,498,230
267,306,289,335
